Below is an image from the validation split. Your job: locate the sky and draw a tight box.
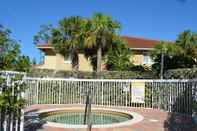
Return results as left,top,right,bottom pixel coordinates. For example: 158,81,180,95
0,0,197,63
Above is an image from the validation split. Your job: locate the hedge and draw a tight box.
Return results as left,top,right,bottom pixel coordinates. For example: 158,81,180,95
164,68,197,79
28,69,157,79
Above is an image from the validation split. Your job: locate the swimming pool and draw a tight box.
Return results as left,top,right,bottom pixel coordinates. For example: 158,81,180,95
41,110,132,125
37,107,144,128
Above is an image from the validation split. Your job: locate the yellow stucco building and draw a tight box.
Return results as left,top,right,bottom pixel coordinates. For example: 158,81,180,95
35,36,159,71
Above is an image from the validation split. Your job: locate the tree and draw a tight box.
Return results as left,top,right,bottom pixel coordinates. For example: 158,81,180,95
0,25,29,128
33,24,53,44
83,13,121,72
51,16,85,72
32,58,37,65
151,30,197,75
15,56,31,72
176,30,197,58
151,41,182,78
106,39,131,71
0,25,30,72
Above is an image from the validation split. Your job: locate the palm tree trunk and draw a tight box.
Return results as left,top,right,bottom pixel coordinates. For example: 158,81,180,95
73,63,79,74
72,60,79,72
97,45,102,73
71,52,79,77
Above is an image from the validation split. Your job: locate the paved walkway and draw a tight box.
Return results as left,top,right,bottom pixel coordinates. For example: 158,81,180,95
24,104,197,131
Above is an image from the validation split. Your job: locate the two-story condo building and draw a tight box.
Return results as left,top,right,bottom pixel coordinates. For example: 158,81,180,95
35,36,159,71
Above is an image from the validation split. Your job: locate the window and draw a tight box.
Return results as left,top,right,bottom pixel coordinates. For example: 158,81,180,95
143,54,153,64
64,56,71,64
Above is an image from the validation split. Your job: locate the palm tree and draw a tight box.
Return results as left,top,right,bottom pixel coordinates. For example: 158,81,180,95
51,16,85,72
83,13,121,72
151,41,183,78
176,30,197,58
106,39,131,71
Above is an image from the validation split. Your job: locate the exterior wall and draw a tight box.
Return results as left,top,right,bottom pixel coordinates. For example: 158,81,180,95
78,54,93,71
36,49,72,70
36,54,57,70
55,54,72,71
36,52,93,71
36,49,153,71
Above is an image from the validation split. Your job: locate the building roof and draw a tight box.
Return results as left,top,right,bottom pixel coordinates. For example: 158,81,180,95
36,44,53,48
36,36,160,51
122,36,159,50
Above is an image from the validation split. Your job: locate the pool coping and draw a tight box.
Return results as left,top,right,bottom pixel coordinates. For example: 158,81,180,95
35,107,144,128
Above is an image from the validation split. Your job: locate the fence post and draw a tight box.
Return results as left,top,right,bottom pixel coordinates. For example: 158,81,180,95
126,90,127,106
36,81,39,104
3,72,9,131
192,81,197,117
20,74,26,131
101,81,104,106
10,77,15,131
58,81,61,104
20,109,24,131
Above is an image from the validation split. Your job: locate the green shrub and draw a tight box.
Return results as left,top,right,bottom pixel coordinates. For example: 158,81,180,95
164,68,197,79
29,69,157,79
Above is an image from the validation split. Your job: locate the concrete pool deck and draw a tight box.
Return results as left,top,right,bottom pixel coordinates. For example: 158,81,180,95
24,104,197,131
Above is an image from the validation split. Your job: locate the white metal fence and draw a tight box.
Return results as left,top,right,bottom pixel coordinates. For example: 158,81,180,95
1,71,197,131
25,77,197,115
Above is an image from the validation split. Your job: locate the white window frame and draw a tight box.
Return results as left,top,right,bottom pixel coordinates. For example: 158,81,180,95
143,54,153,65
